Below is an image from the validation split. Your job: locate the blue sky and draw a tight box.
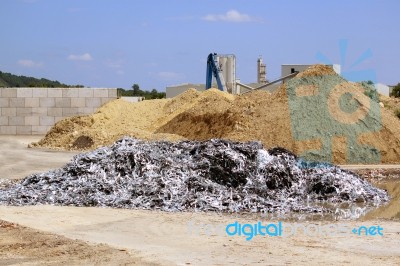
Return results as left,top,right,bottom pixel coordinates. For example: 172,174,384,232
1,0,399,90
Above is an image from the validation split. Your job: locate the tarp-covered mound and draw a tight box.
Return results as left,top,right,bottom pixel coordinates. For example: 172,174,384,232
0,137,389,215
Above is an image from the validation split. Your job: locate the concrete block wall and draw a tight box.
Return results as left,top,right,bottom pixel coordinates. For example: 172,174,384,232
0,88,117,135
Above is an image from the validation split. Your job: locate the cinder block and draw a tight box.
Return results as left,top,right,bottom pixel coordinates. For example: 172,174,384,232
25,98,40,107
1,89,17,98
17,88,33,98
0,126,16,134
16,126,32,135
25,116,40,126
108,89,118,98
1,108,17,116
40,98,55,107
47,88,63,97
0,116,8,126
0,98,9,107
94,89,109,97
101,97,115,106
47,107,63,117
31,107,47,115
55,98,71,108
9,117,25,126
32,125,49,135
62,88,79,98
39,116,55,126
62,107,79,116
85,98,101,108
16,107,32,116
32,89,48,98
79,89,94,98
9,98,25,107
71,98,86,108
78,107,94,115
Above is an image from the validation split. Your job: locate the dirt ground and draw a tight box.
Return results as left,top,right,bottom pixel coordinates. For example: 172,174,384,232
1,206,399,265
0,220,154,265
0,136,400,265
0,135,78,180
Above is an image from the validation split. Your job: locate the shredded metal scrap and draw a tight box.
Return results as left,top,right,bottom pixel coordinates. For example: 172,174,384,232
0,137,389,215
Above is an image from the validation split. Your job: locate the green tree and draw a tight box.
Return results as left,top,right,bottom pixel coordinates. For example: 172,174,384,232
132,84,142,95
150,88,158,99
391,83,400,98
359,81,379,102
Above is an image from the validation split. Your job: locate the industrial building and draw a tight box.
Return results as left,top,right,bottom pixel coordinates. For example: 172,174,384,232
166,55,275,98
257,56,267,84
375,83,390,96
166,84,206,98
166,56,347,98
166,82,281,98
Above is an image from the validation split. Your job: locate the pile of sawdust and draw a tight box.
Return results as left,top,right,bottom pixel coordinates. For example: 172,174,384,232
33,98,186,150
156,88,237,139
32,66,400,164
296,64,336,77
32,89,234,149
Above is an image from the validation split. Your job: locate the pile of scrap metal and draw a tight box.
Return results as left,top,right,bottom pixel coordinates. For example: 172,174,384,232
0,137,389,217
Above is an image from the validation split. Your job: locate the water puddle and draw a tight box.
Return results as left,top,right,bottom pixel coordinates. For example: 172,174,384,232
360,178,400,220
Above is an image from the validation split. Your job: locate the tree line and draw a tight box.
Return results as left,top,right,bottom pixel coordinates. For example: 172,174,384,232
117,84,166,99
0,71,166,99
0,71,84,88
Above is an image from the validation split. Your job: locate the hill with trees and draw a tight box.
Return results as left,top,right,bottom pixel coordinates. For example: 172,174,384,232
0,71,84,88
0,71,166,99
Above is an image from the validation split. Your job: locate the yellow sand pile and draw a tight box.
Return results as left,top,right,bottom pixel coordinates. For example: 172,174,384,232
32,66,400,163
32,88,236,150
296,64,336,78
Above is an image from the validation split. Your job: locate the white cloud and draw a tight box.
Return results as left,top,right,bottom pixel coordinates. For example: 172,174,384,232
157,71,184,80
17,59,43,68
203,10,259,23
68,53,93,61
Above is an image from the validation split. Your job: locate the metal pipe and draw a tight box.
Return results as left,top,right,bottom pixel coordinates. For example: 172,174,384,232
241,72,299,94
236,82,256,91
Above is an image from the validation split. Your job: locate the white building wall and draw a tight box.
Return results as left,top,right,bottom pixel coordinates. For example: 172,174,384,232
375,83,389,97
166,84,205,98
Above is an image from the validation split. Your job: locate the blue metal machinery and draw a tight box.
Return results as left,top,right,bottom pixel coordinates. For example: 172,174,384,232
206,53,298,94
206,53,227,92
